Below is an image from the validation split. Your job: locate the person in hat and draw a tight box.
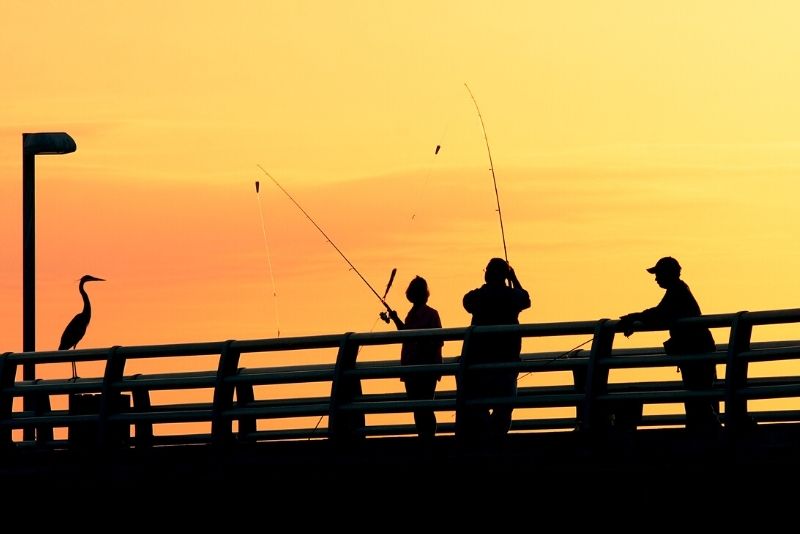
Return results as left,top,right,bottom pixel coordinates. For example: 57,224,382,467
458,258,531,443
619,256,720,433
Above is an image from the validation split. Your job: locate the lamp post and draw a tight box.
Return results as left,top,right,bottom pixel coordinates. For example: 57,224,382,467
22,132,76,438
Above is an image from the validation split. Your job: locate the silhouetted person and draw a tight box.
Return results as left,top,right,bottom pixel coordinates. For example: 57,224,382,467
459,258,531,443
59,275,105,380
619,257,720,433
388,276,443,440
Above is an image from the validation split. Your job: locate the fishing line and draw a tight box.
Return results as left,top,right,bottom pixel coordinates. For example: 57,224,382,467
446,336,594,422
255,181,280,337
311,414,326,437
258,167,402,439
464,83,508,263
257,165,395,318
516,337,594,384
309,300,396,440
410,129,448,223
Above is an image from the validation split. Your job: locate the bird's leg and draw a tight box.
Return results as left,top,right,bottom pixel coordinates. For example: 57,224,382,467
70,342,80,381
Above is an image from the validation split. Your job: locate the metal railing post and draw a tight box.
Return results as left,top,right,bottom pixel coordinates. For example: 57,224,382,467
454,326,475,441
98,346,126,449
130,383,152,449
211,341,239,445
0,353,15,448
725,311,752,434
33,381,53,446
328,333,363,442
235,383,256,439
579,319,615,432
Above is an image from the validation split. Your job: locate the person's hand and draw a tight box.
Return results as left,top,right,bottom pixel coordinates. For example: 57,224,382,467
618,314,638,337
380,309,400,324
507,267,519,286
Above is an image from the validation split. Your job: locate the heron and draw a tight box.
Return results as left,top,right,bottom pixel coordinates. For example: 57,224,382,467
58,275,105,380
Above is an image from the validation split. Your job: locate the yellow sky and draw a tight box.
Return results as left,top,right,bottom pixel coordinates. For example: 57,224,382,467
2,0,800,357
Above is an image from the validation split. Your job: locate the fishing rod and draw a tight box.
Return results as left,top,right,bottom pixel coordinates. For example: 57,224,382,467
309,271,397,438
465,83,508,263
256,165,395,317
254,180,281,337
378,268,398,323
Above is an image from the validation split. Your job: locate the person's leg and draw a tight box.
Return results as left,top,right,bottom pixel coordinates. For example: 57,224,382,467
456,369,489,444
405,376,437,439
680,362,720,432
488,371,517,438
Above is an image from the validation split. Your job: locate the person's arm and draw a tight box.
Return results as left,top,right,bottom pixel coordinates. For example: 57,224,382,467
621,312,643,322
431,308,442,329
619,292,672,336
388,309,404,330
618,313,641,337
463,289,479,314
508,267,523,290
508,267,532,310
431,309,444,347
638,292,673,324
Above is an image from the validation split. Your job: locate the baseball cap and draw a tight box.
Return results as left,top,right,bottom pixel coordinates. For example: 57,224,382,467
646,256,681,274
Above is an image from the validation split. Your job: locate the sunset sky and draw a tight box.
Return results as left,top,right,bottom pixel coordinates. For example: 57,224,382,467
2,0,800,359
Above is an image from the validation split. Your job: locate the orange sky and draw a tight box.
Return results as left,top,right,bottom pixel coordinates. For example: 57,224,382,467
2,1,800,358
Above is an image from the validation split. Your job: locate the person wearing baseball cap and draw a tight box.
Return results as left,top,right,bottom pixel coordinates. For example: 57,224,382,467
619,256,720,433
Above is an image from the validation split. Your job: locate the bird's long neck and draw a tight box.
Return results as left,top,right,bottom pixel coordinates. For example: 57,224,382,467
79,281,91,319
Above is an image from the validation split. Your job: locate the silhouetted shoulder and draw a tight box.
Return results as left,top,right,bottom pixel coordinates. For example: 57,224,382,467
405,304,441,330
463,288,482,313
514,287,532,311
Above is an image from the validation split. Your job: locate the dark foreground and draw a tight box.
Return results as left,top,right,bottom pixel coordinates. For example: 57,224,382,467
3,425,799,498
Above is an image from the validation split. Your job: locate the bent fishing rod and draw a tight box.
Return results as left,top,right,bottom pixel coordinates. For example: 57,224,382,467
256,165,395,317
465,83,508,263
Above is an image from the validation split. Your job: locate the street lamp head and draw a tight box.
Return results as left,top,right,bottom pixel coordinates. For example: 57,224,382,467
23,132,76,155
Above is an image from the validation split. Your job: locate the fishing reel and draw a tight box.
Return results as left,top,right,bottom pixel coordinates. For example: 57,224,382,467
379,311,391,324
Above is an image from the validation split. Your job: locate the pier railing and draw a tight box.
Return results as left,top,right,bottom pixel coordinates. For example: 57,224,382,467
3,308,800,449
